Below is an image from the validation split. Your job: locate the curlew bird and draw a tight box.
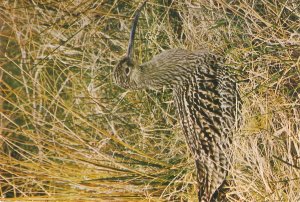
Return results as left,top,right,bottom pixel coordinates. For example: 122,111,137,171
113,1,242,201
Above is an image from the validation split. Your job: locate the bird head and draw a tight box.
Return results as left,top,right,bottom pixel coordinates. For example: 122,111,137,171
114,56,137,88
114,0,148,89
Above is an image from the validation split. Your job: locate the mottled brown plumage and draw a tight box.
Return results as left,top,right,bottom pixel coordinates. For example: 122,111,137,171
113,1,241,201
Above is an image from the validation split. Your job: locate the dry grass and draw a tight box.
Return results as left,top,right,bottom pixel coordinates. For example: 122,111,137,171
1,0,300,201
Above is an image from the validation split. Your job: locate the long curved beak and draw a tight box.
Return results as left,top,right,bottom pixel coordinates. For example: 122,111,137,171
126,0,148,59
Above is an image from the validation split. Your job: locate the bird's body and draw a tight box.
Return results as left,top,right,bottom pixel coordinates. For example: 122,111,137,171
115,49,241,201
113,2,241,201
171,50,241,201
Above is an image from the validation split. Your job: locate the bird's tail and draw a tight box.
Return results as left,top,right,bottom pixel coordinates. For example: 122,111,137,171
195,151,229,202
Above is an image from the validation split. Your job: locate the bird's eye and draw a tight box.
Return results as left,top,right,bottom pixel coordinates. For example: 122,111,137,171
125,67,130,76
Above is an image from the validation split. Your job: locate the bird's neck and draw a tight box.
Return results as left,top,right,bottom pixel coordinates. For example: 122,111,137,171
136,50,219,90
